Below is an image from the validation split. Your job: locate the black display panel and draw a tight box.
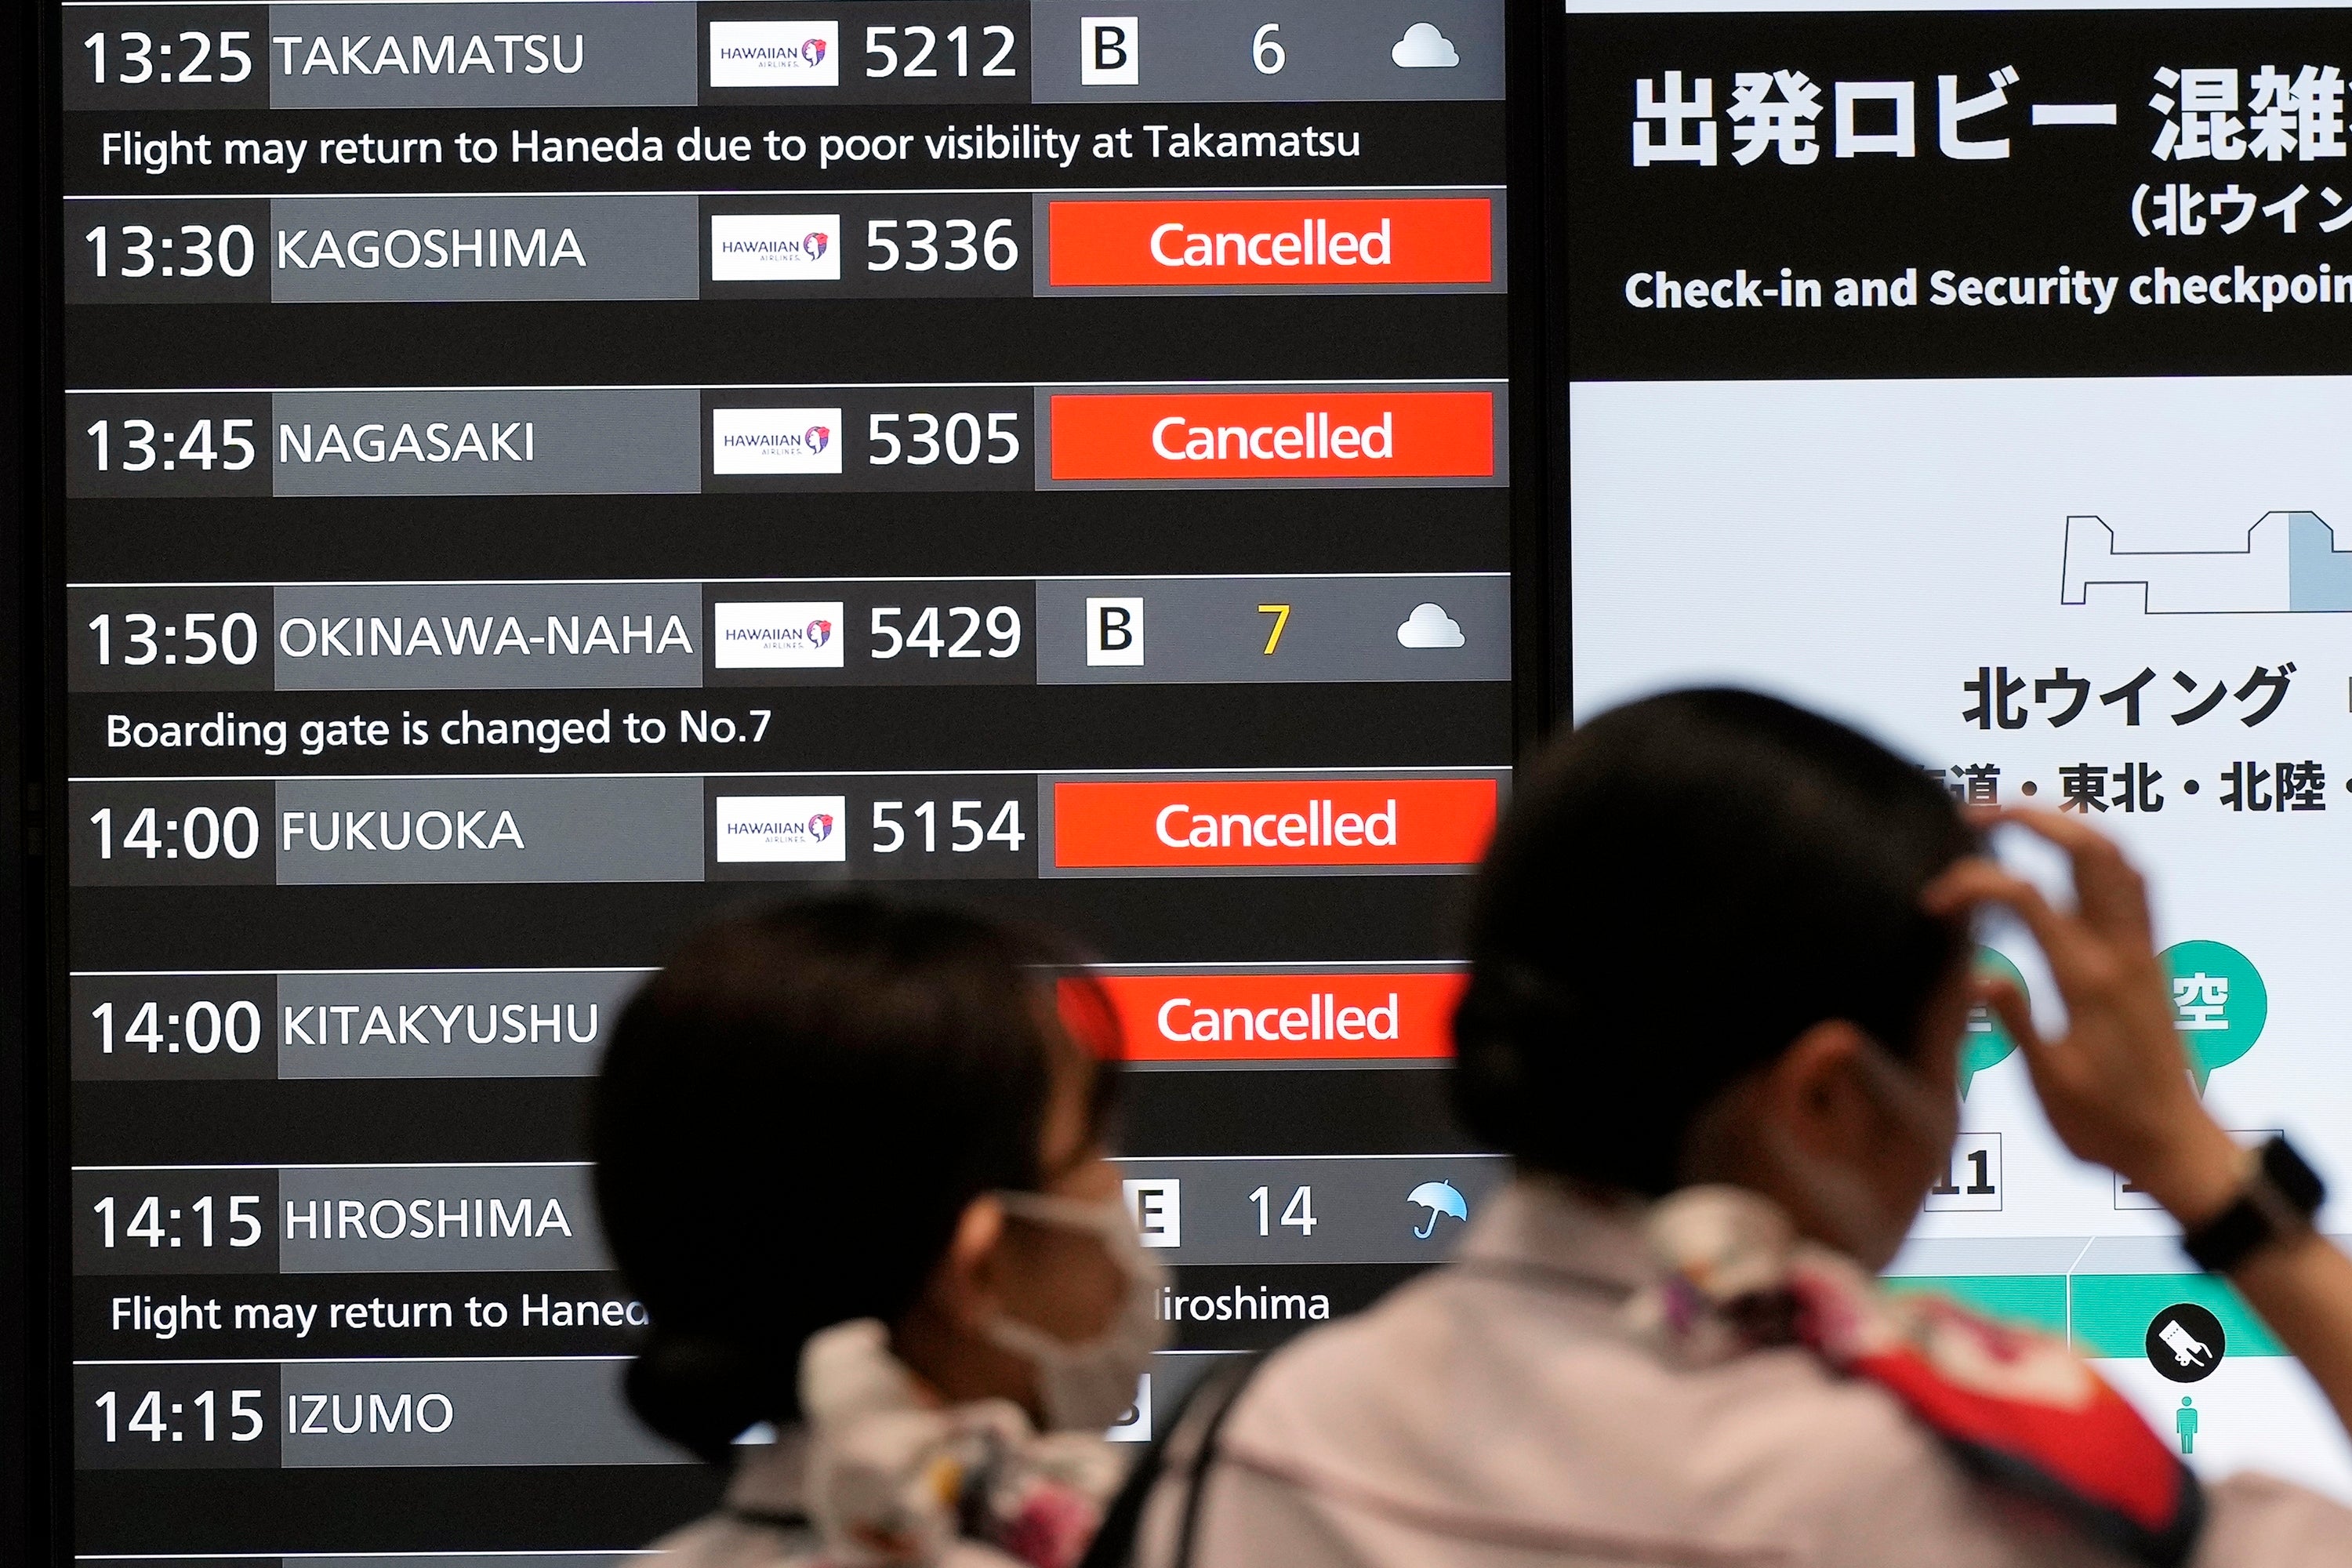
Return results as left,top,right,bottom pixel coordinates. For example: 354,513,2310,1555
31,2,1544,1559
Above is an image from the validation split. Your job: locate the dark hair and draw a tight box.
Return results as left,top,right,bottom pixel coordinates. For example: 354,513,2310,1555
590,896,1120,1462
1452,688,1976,1196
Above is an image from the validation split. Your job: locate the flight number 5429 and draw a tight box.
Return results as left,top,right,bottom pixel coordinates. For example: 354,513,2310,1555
870,606,1022,659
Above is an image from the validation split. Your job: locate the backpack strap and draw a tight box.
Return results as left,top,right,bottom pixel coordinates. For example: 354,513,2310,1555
1079,1355,1265,1568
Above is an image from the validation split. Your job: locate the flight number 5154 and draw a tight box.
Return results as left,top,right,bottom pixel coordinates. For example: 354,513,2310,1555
872,799,1025,854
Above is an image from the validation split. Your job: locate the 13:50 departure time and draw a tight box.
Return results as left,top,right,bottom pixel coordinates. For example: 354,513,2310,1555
88,612,260,667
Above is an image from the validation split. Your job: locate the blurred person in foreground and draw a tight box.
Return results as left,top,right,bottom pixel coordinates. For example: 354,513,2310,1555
593,898,1161,1568
1109,689,2352,1567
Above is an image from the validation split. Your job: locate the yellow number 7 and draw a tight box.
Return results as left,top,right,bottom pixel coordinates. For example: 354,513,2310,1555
1257,604,1291,655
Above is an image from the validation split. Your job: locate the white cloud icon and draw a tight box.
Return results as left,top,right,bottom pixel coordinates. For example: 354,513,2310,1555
1392,23,1460,70
1397,603,1466,649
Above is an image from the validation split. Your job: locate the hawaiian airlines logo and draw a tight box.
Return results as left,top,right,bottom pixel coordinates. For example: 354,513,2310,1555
711,408,846,476
709,216,843,281
712,601,847,669
715,795,850,862
708,21,841,87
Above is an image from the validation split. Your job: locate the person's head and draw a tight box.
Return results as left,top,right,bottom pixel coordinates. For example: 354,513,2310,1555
591,896,1156,1461
1453,688,1980,1268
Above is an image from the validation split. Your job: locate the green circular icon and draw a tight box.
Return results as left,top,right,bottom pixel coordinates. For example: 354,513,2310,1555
1961,947,2027,1098
2159,940,2267,1093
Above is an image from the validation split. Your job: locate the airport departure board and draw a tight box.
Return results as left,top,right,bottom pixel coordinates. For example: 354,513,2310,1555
49,2,1532,1559
1566,0,2352,1502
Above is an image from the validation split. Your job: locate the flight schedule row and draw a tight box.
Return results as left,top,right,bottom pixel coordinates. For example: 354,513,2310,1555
70,1149,1504,1470
66,0,1504,113
67,768,1506,884
71,572,1508,690
69,189,1502,303
72,1154,1504,1276
69,962,1468,1078
73,1298,1367,1468
68,382,1507,495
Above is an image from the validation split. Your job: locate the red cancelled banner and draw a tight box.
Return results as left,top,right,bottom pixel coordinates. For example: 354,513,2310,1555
1052,777,1500,869
1082,971,1468,1062
1047,198,1495,288
1048,390,1496,482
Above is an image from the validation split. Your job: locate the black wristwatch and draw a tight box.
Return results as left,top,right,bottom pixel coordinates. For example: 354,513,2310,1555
2180,1135,2328,1274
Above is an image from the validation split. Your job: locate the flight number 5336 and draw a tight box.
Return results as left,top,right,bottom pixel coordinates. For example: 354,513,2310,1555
866,218,1020,273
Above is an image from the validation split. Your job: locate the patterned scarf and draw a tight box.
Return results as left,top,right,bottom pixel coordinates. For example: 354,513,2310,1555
798,1319,1128,1568
1634,1187,2203,1568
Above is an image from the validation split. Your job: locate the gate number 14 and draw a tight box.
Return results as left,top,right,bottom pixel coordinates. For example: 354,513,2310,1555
1248,1185,1316,1236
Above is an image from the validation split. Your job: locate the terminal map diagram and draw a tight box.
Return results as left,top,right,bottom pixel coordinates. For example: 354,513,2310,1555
2063,511,2352,614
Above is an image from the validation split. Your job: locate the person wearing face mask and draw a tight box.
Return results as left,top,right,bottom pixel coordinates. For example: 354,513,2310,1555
590,897,1166,1568
1104,689,2352,1568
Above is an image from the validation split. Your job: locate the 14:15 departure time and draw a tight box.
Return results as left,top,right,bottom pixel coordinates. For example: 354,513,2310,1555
94,1388,266,1444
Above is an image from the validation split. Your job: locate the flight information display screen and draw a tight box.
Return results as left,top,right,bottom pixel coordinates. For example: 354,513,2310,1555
51,2,1528,1559
1567,0,2352,1500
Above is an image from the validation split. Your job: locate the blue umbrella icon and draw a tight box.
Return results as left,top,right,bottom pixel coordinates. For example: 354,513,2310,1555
1406,1180,1469,1240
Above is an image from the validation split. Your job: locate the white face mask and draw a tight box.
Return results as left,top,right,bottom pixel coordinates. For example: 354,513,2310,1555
981,1190,1171,1432
1762,1042,1958,1269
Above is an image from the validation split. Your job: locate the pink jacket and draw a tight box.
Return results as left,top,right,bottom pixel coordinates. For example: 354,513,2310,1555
1135,1181,2352,1567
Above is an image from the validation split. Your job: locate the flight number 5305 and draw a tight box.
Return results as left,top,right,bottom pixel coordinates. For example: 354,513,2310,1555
867,412,1020,466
